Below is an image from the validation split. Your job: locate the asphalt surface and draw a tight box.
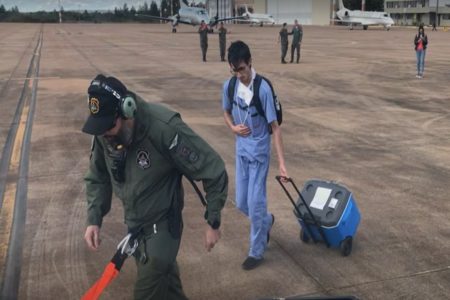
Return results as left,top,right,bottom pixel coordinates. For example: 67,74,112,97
0,23,450,300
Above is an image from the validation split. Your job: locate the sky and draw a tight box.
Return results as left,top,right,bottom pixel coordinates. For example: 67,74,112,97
0,0,176,12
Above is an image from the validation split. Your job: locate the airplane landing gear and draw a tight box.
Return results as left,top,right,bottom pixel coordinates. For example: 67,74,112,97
363,25,368,30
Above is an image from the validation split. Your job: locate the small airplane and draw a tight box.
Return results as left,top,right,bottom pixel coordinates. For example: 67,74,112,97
238,4,275,27
335,0,394,30
136,0,244,33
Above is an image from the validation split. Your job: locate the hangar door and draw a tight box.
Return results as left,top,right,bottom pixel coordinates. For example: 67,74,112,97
268,0,313,25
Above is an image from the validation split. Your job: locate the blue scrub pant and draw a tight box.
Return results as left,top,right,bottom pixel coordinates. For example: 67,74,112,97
235,155,273,258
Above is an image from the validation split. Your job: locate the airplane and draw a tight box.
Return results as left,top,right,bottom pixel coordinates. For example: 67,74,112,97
238,4,275,27
335,0,394,30
136,0,244,33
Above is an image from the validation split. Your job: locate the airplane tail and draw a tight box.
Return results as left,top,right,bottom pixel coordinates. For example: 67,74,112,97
180,0,188,8
244,4,250,14
338,0,345,10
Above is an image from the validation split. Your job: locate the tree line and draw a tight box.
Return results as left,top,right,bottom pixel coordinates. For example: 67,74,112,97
0,1,180,23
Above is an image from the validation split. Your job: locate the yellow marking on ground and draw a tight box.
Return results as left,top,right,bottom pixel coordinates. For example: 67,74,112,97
0,183,17,280
9,105,29,174
0,103,30,279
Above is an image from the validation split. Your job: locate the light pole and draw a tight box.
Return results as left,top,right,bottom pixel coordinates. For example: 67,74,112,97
436,0,439,26
58,0,62,23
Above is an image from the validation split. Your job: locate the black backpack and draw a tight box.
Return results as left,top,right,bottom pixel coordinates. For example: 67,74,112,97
227,74,282,133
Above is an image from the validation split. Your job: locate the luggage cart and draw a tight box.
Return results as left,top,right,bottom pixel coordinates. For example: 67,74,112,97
276,176,360,256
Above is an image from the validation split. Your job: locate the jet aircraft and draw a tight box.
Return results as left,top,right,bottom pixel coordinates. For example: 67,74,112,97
137,0,244,33
335,0,394,30
238,4,275,27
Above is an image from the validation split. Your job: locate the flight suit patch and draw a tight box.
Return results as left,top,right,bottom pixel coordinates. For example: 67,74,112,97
136,149,150,169
179,145,191,158
176,142,199,164
189,151,199,162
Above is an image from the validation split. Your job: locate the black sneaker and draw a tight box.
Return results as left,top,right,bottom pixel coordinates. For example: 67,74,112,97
242,256,264,270
267,214,275,243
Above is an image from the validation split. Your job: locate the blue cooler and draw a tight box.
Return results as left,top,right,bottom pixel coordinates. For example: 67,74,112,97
276,177,361,256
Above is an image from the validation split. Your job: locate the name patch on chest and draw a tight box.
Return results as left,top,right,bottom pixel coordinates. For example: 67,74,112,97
136,149,150,169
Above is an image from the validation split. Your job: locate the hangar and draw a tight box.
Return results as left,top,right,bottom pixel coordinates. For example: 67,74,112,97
209,0,333,25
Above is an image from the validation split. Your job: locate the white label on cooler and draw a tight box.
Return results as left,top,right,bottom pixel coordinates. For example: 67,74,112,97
329,198,338,209
310,187,332,210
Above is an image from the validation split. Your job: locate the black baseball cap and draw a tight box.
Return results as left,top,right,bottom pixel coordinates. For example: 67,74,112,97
82,74,127,135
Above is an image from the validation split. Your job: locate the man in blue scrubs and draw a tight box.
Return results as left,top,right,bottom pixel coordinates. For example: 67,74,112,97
222,41,289,270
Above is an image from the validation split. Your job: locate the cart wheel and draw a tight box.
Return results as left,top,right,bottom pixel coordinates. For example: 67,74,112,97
340,237,353,256
300,228,310,243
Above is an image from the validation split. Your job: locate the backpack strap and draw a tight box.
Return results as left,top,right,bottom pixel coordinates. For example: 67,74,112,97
227,76,238,111
252,74,267,122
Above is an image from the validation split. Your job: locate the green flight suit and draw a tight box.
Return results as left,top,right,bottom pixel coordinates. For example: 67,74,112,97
218,27,227,61
198,26,208,62
289,25,303,63
279,27,288,63
85,95,228,300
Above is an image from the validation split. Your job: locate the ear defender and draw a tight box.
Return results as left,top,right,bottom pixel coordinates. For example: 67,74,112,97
121,95,137,119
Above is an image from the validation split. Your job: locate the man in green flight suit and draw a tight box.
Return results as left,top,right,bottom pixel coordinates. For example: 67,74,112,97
82,74,228,300
278,22,289,64
289,19,303,63
218,22,228,62
198,20,209,62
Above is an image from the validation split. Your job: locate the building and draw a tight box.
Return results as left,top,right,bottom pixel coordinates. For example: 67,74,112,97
208,0,333,26
385,0,450,26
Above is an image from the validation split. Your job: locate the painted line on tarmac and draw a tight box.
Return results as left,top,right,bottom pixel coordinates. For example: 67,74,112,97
0,26,42,300
0,76,60,81
324,265,450,294
0,104,28,293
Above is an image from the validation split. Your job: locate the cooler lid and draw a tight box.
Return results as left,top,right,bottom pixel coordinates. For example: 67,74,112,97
295,179,351,227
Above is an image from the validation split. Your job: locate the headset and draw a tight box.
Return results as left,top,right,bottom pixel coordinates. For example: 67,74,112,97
89,78,137,119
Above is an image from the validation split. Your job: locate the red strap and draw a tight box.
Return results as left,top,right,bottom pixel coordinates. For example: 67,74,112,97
81,263,120,300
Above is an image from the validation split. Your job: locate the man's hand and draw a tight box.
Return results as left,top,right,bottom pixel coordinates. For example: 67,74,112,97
279,163,288,180
232,124,251,137
84,225,101,251
204,226,221,252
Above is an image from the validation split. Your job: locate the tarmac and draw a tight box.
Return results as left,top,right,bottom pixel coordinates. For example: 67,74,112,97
0,22,450,300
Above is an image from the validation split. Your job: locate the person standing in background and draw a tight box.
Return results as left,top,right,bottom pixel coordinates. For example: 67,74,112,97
218,22,228,62
278,23,289,64
289,19,303,64
198,20,209,62
414,25,428,79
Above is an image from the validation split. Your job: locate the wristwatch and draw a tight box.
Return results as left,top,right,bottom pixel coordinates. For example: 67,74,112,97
207,219,220,230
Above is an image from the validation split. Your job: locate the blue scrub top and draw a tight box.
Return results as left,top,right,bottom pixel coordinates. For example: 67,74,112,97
222,77,277,162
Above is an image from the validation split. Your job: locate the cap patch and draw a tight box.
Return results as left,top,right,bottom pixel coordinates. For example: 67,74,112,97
89,97,100,114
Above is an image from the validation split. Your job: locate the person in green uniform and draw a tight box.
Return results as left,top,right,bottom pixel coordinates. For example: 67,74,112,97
82,74,228,300
278,23,289,64
289,19,303,63
198,20,209,62
218,22,228,62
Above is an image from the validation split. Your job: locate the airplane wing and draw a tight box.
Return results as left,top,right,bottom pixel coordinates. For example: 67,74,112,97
135,14,193,25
